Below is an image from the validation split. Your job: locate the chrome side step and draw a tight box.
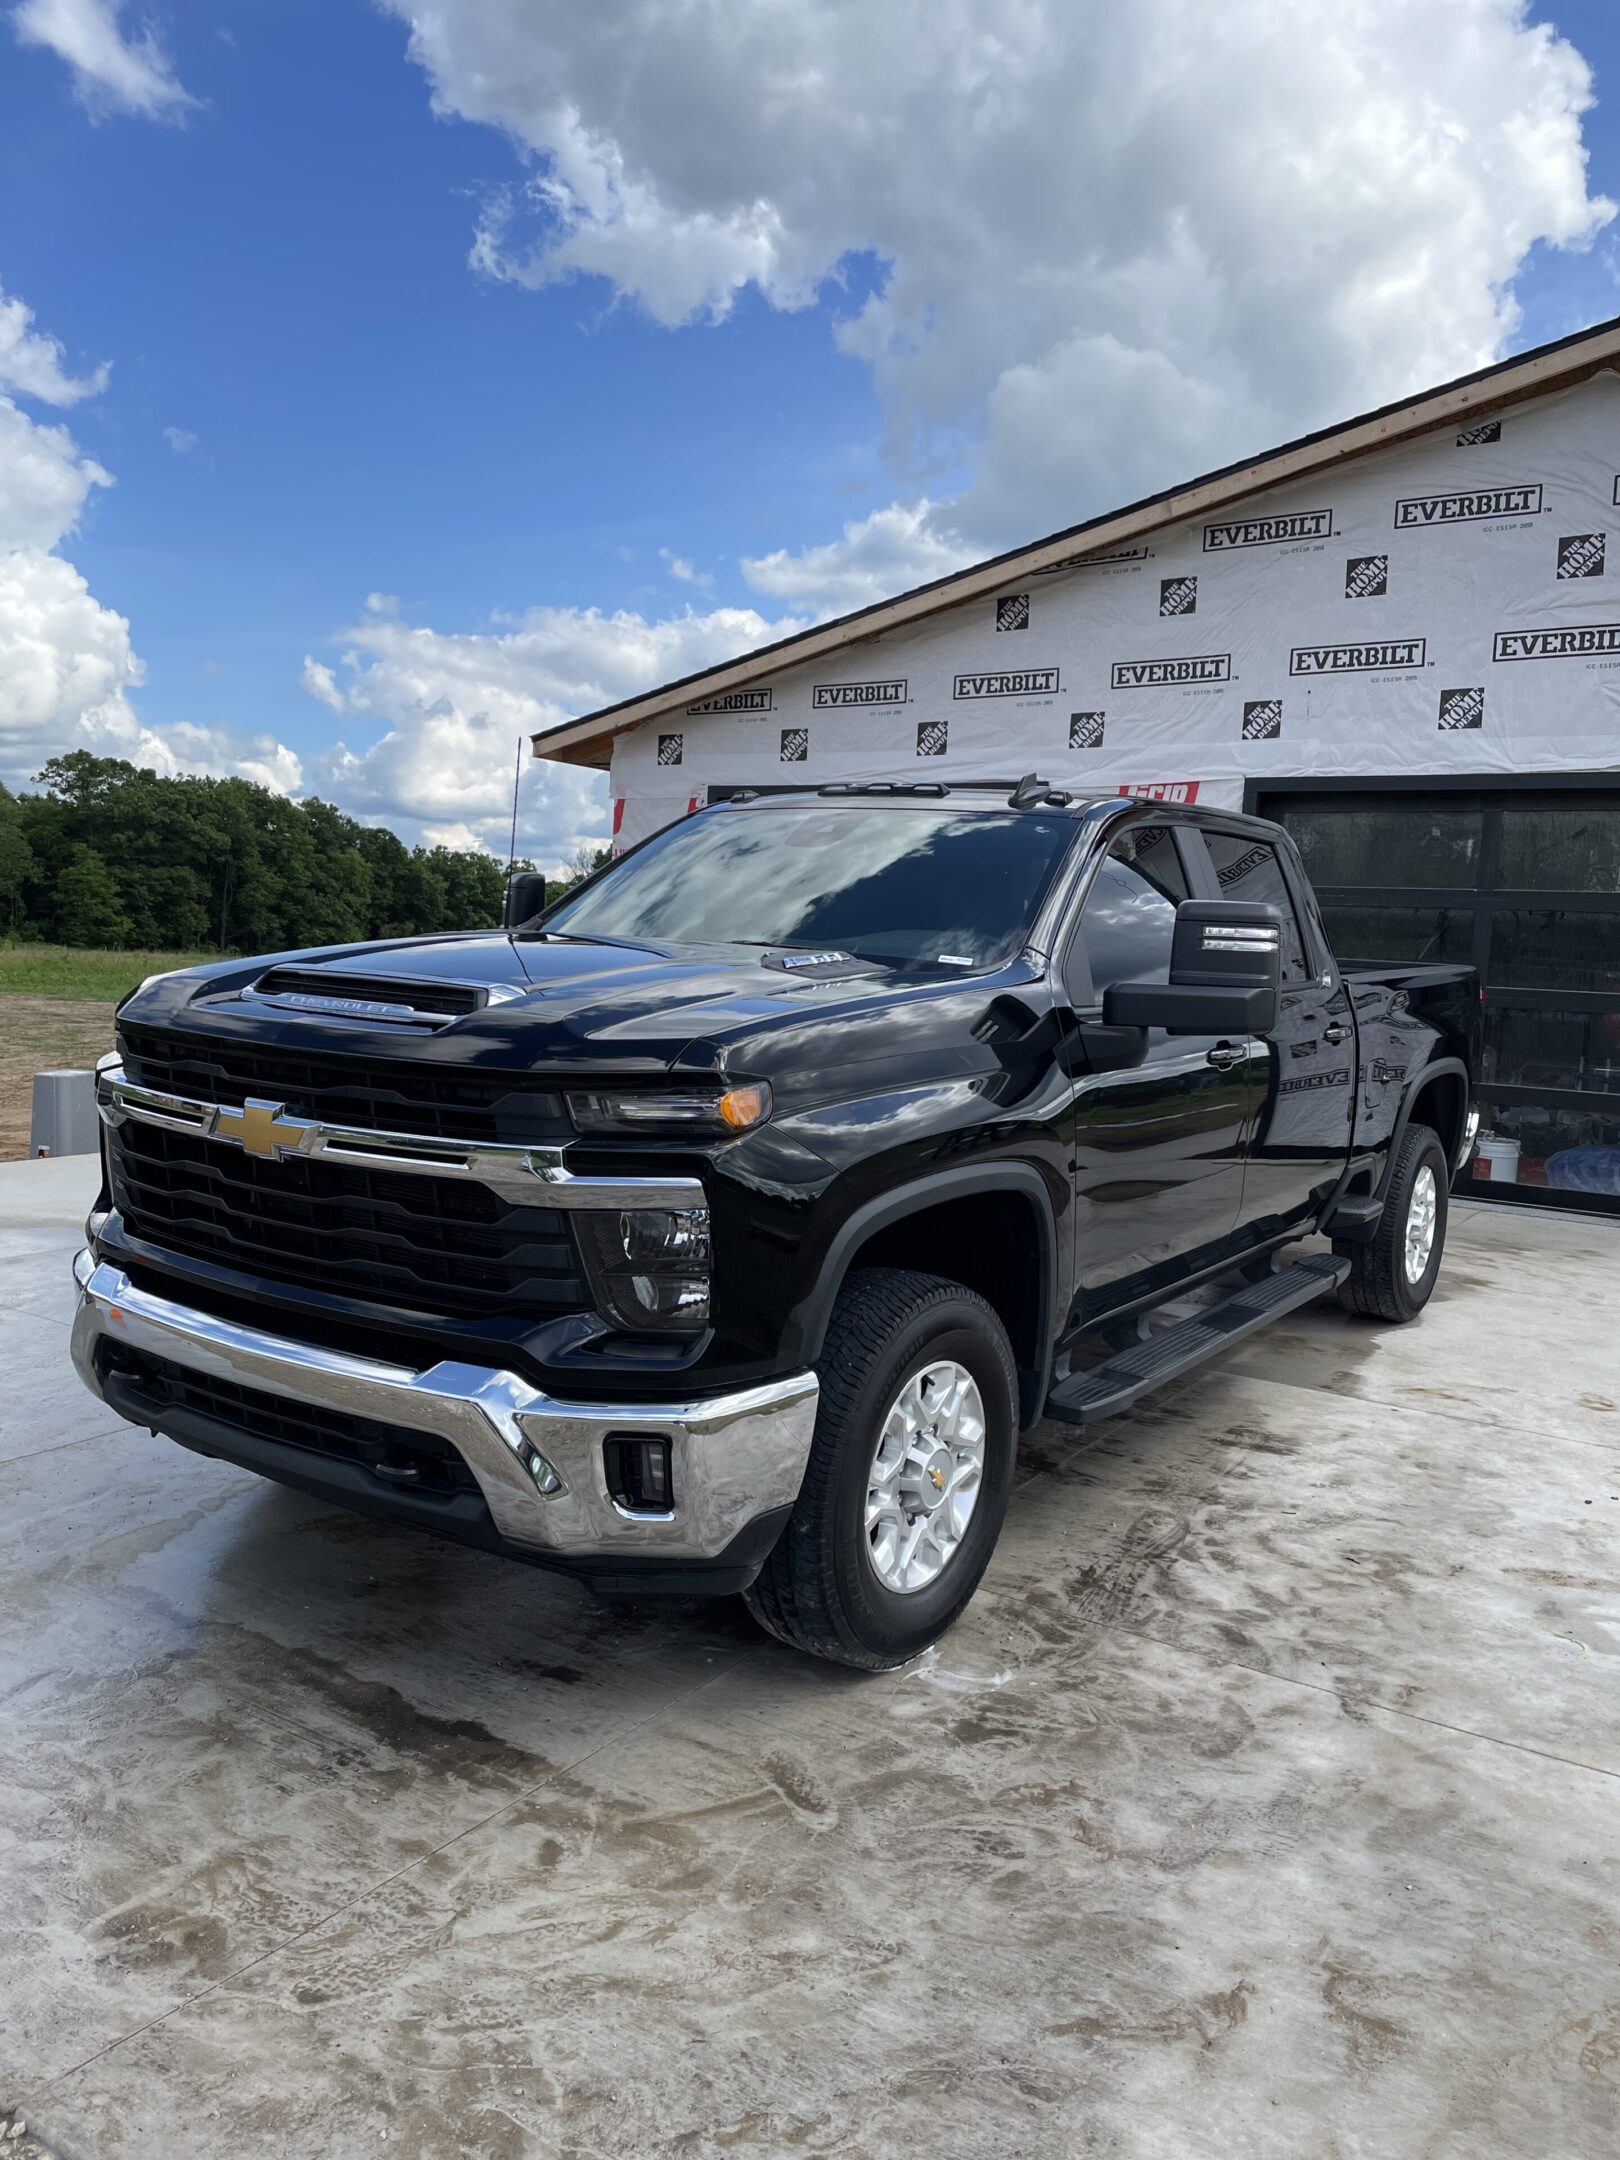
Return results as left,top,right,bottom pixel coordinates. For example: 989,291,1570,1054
1043,1252,1351,1427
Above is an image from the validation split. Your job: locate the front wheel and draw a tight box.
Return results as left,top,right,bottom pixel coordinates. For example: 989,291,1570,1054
744,1268,1019,1670
1336,1122,1449,1322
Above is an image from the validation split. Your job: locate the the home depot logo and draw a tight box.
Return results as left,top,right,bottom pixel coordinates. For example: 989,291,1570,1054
995,594,1030,631
1242,700,1282,740
1493,622,1620,661
1068,712,1105,750
1455,420,1502,446
1159,575,1197,617
1119,781,1200,804
1111,653,1231,688
917,718,949,756
779,727,809,762
1289,639,1426,674
1203,509,1331,551
1393,485,1542,528
1557,533,1606,580
685,686,774,717
812,678,908,708
1438,687,1485,731
657,733,684,767
953,668,1061,698
1345,555,1388,599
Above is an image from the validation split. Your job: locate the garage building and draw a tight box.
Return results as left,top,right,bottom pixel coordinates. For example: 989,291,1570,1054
534,317,1620,1221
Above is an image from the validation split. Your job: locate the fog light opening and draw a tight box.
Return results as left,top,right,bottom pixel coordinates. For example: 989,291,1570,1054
604,1434,675,1517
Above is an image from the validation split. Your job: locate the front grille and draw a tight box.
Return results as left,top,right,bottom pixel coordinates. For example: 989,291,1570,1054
97,1340,482,1498
108,1120,587,1319
118,1023,571,1145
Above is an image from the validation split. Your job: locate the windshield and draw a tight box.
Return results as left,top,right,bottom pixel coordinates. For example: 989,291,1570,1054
543,803,1077,970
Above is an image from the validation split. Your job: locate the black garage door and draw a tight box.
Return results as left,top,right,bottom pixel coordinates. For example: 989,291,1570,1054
1249,776,1620,1217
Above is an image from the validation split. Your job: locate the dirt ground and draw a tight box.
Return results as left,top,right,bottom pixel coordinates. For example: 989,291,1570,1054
0,998,115,1161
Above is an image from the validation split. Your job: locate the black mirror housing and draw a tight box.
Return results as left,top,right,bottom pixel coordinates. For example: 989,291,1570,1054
1101,900,1283,1036
503,871,548,928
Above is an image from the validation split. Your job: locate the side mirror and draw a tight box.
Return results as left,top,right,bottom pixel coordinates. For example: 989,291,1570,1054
503,871,548,928
1102,901,1282,1036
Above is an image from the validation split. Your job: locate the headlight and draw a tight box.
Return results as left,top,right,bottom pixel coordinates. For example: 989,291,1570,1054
577,1207,712,1335
568,1083,770,1136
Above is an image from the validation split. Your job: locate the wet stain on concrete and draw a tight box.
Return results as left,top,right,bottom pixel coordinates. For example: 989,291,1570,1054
1321,1962,1410,2071
1051,1978,1253,2049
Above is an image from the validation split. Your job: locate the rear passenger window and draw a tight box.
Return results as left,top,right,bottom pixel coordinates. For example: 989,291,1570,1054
1076,826,1191,997
1203,832,1310,982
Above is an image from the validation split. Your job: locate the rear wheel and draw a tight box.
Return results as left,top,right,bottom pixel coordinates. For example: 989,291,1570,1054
744,1267,1018,1670
1336,1122,1449,1322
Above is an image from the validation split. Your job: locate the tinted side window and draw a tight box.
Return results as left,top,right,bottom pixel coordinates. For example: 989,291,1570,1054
1077,827,1191,997
1203,832,1310,982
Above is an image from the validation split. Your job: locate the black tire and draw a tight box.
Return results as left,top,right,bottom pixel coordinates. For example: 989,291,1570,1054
744,1267,1019,1670
1336,1122,1449,1322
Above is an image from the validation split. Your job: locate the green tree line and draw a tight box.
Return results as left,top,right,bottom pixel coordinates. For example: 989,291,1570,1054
0,752,517,952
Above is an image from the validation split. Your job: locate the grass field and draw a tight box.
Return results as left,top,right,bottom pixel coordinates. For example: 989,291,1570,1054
0,945,215,1162
0,943,216,1002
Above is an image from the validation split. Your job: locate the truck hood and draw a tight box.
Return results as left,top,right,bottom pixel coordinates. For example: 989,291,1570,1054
118,929,1030,1086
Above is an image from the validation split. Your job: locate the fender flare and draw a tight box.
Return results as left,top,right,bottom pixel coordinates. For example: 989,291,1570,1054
1374,1056,1473,1204
779,1161,1062,1418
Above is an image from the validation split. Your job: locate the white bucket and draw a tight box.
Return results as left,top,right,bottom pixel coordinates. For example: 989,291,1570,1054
1475,1134,1521,1184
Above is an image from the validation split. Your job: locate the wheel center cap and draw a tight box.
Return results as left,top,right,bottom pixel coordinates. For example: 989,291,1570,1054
905,1446,955,1515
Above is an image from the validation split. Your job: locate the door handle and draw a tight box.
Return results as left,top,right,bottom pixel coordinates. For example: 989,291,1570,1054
1205,1042,1245,1071
1323,1022,1351,1046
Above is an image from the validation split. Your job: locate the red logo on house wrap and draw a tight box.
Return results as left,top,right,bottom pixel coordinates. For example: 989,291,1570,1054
1118,781,1201,804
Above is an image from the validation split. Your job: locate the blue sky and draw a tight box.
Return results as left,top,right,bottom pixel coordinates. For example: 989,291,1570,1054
3,0,1620,866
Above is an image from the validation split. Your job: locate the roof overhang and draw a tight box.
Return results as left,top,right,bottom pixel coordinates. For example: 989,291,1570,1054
533,312,1620,772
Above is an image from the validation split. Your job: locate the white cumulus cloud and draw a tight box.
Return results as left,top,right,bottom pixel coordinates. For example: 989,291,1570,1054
304,597,806,868
742,500,975,617
0,282,109,404
0,281,300,796
386,0,1614,585
11,0,195,122
300,653,346,714
660,548,713,590
0,395,112,553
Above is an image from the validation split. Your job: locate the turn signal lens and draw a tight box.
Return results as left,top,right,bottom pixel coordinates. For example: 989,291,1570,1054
716,1082,771,1130
568,1083,772,1135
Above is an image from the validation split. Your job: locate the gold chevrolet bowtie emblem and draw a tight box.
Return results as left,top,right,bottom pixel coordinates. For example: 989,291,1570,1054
929,1465,946,1493
217,1097,306,1160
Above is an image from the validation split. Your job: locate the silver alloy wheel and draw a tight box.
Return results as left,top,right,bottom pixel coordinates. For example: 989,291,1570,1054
1404,1163,1438,1284
865,1359,987,1595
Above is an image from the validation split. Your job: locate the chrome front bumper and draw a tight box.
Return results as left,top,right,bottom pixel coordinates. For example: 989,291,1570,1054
71,1252,817,1564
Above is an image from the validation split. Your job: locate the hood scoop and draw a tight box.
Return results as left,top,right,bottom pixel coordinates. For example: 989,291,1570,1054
238,966,524,1031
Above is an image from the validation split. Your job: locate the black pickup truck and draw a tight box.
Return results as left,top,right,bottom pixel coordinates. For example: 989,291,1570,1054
73,782,1478,1668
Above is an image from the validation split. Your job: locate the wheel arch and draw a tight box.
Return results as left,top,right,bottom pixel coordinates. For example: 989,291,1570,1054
780,1164,1061,1430
1381,1056,1472,1195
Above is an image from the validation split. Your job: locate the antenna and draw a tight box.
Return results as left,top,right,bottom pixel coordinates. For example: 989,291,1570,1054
507,734,522,876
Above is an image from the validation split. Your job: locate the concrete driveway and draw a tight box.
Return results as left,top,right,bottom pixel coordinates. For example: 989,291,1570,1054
3,1155,1617,2160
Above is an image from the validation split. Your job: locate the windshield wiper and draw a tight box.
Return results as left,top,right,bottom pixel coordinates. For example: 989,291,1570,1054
527,929,657,951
